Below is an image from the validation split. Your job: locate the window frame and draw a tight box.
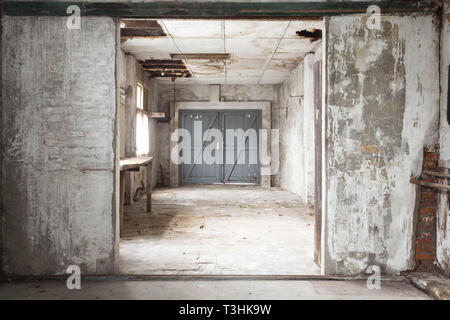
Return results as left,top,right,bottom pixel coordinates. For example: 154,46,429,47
136,81,150,156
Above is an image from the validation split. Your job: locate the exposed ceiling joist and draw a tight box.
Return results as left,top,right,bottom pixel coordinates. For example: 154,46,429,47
170,53,231,60
138,59,192,79
120,19,166,39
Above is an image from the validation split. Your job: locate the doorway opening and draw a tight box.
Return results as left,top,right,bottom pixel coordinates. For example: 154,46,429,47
116,18,325,275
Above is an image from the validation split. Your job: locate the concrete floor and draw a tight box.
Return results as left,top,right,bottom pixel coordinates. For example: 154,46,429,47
120,185,320,275
0,279,430,300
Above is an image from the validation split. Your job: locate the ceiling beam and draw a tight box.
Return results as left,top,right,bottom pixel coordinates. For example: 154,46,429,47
170,53,231,60
120,28,166,38
3,1,439,18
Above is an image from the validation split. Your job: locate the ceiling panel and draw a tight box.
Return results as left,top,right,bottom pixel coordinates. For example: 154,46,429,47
226,58,267,71
187,59,226,81
121,38,177,60
225,20,288,39
226,69,262,79
121,19,323,85
226,38,276,59
163,20,223,39
277,39,319,57
175,39,225,53
267,59,301,72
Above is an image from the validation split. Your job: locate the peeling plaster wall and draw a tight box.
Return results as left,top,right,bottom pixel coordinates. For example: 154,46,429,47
437,4,450,276
156,84,277,187
325,15,440,275
1,16,117,275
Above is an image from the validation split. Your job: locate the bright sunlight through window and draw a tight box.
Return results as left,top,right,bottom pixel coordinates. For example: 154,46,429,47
136,82,149,155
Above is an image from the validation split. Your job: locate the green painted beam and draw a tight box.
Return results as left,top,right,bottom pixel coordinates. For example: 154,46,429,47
3,1,439,18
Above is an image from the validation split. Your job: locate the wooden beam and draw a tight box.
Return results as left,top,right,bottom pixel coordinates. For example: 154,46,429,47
120,157,152,171
120,28,166,38
423,170,450,179
149,112,166,119
410,179,450,191
4,1,439,18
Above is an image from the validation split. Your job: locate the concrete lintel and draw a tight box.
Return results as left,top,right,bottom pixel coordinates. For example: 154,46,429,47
3,2,439,18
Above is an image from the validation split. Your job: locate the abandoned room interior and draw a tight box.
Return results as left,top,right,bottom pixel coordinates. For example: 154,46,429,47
0,0,449,299
117,18,324,275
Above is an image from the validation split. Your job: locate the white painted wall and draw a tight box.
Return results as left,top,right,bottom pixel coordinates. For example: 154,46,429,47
276,63,307,199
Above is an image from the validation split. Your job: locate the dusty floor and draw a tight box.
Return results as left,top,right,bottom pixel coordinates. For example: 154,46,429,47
0,279,430,300
120,185,319,275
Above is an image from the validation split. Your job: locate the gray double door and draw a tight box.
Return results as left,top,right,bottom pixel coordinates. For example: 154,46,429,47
179,110,262,185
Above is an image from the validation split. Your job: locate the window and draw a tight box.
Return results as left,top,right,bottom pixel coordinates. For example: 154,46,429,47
136,82,149,155
136,82,144,110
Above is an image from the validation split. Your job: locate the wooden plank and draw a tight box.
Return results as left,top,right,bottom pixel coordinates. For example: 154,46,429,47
120,156,152,171
410,179,450,191
4,1,438,18
423,170,450,179
120,28,166,38
149,112,166,119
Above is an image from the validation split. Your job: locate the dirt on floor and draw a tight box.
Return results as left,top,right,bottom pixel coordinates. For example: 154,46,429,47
120,185,319,275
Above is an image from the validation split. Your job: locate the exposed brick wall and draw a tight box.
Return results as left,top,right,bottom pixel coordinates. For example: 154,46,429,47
414,146,439,271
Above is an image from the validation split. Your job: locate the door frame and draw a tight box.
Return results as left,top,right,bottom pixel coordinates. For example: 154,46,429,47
170,101,271,188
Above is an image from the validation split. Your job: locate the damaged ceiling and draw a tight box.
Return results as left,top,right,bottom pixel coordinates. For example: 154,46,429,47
139,59,192,78
121,19,322,85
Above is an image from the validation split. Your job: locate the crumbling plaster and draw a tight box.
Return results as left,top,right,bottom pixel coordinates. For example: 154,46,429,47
324,14,440,275
437,3,450,276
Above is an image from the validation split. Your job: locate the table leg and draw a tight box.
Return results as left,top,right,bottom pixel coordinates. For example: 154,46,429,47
146,162,152,212
120,171,125,237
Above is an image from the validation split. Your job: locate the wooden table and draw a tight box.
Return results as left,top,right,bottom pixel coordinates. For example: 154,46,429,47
119,157,153,236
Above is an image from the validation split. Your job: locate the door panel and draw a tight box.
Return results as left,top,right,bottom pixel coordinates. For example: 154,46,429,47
223,111,261,184
180,111,221,184
178,110,261,185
